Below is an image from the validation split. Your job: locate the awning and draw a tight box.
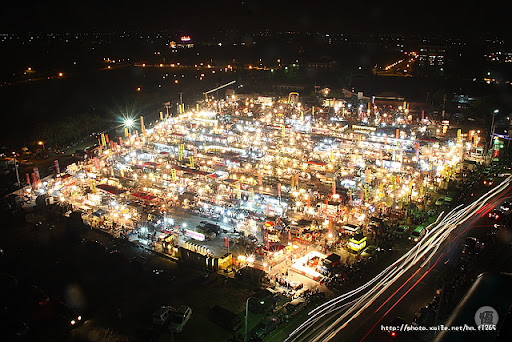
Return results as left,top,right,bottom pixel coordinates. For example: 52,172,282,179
132,192,158,201
96,184,127,195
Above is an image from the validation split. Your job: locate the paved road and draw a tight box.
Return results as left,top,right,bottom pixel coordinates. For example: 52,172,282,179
285,178,512,342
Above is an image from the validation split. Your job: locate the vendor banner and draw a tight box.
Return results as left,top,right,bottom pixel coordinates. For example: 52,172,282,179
54,160,60,174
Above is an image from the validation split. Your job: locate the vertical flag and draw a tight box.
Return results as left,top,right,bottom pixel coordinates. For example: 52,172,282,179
237,182,242,200
54,160,60,174
33,167,40,181
140,116,146,136
178,144,184,161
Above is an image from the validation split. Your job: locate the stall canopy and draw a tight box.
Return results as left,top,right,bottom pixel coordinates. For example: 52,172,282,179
131,192,158,201
96,184,127,195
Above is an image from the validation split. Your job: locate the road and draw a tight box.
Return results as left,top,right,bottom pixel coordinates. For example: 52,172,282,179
286,177,512,342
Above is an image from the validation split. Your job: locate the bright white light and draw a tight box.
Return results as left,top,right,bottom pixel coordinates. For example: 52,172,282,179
124,119,134,128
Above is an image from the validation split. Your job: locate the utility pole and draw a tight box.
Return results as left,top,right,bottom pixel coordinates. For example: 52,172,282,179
12,152,20,188
442,94,446,118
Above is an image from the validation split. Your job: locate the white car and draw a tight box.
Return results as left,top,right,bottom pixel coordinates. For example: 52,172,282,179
170,305,192,332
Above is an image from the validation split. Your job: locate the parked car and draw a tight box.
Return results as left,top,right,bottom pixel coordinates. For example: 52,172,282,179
462,237,483,256
51,302,83,330
208,305,242,331
412,307,435,327
279,298,307,322
483,178,494,186
170,305,192,332
499,201,512,214
393,225,409,236
153,306,174,326
251,316,281,339
360,245,381,259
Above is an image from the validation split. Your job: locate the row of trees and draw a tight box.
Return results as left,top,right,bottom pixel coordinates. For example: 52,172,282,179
35,113,112,150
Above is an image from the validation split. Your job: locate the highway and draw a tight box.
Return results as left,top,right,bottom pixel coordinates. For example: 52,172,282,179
286,176,512,342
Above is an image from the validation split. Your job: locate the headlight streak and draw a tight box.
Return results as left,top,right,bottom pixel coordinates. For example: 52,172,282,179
287,176,512,342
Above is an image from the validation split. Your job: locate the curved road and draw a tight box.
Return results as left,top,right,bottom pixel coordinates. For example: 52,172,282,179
286,176,512,342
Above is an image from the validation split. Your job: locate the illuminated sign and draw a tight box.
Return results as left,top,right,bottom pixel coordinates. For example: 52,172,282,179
181,36,191,42
185,229,205,241
352,125,377,133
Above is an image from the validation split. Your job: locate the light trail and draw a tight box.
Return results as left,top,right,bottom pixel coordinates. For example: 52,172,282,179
286,176,512,342
359,253,444,342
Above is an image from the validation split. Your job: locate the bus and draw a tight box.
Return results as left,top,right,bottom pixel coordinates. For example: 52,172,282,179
409,224,427,242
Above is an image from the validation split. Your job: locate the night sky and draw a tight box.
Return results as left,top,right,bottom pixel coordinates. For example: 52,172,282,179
0,0,510,35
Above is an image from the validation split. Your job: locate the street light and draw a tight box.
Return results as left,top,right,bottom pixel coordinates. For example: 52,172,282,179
124,118,134,129
37,141,45,151
488,109,499,161
123,118,135,136
245,297,264,341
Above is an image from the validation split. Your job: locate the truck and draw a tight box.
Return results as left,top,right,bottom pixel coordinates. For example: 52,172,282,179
318,253,341,274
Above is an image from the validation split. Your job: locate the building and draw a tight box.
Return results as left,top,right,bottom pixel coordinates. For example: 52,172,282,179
419,45,446,66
